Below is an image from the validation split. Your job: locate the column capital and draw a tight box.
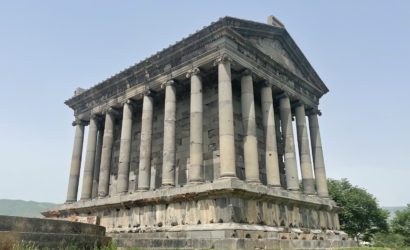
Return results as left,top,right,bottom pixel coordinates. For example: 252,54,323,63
105,107,120,118
90,112,103,120
123,98,137,108
72,118,87,127
306,108,322,116
90,113,104,128
214,53,232,66
186,67,201,78
137,85,153,98
161,79,176,89
259,79,273,88
275,92,289,100
293,100,306,109
241,68,252,77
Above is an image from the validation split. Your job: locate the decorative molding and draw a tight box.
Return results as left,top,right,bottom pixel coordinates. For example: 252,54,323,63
293,100,305,108
72,118,87,127
65,17,326,116
161,79,175,89
306,108,322,116
241,68,252,77
90,113,104,128
274,92,289,100
214,53,232,66
105,107,120,118
90,112,102,120
259,79,273,88
186,67,201,79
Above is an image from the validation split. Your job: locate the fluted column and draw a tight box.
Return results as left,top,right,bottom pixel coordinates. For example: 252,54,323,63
241,69,260,183
162,80,176,186
98,108,117,197
295,104,315,194
278,94,299,191
66,119,86,202
261,82,281,187
187,68,204,183
117,101,134,194
216,54,236,178
308,112,329,197
92,125,103,199
80,115,99,200
138,90,154,190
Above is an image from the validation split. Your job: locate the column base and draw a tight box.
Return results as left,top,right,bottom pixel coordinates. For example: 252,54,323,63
287,189,300,193
304,192,316,196
187,180,204,185
161,184,175,189
246,180,261,184
114,191,128,196
318,194,330,199
267,184,282,189
219,174,237,179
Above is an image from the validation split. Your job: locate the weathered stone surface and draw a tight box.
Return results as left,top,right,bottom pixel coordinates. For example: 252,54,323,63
51,16,351,249
0,216,110,250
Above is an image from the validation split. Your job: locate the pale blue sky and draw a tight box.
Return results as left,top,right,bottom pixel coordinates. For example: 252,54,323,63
0,1,409,206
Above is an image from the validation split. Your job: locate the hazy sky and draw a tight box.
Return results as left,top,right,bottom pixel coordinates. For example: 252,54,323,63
0,1,409,206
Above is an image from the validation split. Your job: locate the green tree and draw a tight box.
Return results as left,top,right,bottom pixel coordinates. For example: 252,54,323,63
372,232,407,248
328,178,389,242
391,204,410,245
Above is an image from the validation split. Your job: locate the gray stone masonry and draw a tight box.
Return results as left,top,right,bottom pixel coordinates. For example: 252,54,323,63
49,16,346,249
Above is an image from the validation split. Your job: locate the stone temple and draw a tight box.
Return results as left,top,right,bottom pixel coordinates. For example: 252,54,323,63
44,16,355,248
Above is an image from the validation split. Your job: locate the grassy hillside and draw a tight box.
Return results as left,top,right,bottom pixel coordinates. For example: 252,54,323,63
0,199,58,218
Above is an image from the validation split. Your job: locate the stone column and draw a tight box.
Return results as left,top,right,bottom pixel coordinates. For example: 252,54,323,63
216,54,236,178
98,108,117,197
161,80,176,187
66,119,86,202
308,112,329,197
260,82,281,187
80,115,99,200
92,126,103,199
241,69,260,183
187,68,204,183
295,103,315,194
278,94,299,191
117,101,134,194
138,90,154,190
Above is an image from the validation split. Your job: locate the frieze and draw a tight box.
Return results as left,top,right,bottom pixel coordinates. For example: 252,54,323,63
66,17,326,115
65,21,228,113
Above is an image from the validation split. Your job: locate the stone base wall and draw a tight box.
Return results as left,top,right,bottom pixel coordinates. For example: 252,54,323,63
110,227,357,249
45,179,341,232
0,216,110,250
96,195,339,233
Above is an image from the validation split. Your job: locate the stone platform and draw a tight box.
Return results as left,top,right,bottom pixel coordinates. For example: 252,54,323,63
43,178,356,249
110,225,356,249
44,179,341,230
0,215,110,249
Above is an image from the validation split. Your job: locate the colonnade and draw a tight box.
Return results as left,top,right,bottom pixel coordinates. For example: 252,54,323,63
66,55,329,202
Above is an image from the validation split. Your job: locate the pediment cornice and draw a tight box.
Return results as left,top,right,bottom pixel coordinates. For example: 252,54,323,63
65,16,328,116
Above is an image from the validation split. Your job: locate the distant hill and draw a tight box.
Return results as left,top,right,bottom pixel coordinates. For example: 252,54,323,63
383,206,407,220
0,199,58,218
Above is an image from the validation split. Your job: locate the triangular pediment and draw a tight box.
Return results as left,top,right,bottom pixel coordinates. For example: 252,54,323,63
223,17,328,94
248,37,304,78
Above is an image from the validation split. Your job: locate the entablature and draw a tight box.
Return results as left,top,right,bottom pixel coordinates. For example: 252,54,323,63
67,19,326,119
